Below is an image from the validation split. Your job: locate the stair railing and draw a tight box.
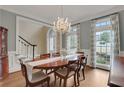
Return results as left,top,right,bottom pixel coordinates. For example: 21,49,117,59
18,36,37,60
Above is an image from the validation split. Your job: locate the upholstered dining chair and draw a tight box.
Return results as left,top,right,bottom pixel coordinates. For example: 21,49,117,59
54,59,80,87
19,59,50,87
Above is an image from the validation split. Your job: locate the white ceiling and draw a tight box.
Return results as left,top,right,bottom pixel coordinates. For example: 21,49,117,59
1,5,124,25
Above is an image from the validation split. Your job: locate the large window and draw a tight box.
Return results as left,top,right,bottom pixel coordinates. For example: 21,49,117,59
66,24,80,52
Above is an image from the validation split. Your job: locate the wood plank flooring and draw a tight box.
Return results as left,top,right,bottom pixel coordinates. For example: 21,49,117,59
0,67,109,87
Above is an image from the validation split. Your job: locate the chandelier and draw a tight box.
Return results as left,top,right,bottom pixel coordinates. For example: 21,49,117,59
53,6,71,33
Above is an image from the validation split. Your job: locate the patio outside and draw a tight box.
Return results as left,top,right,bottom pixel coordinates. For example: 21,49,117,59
96,30,112,65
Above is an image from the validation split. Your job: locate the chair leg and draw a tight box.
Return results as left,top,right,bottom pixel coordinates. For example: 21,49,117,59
82,69,85,80
59,78,62,87
63,79,67,87
26,83,28,87
54,74,57,86
47,78,50,87
46,69,48,74
77,72,80,86
74,74,77,87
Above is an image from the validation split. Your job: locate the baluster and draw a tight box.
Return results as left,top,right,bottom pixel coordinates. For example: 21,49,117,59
20,40,22,55
32,46,34,60
21,41,23,55
27,45,29,58
22,42,24,56
24,43,26,57
18,39,20,54
18,36,37,60
29,46,31,59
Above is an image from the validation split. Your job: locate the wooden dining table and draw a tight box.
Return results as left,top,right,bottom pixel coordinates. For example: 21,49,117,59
26,54,84,79
34,54,84,74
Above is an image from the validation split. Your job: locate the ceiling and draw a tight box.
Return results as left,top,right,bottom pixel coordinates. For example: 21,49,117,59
0,5,123,25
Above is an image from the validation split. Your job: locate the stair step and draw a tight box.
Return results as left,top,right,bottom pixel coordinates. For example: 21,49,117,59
15,53,21,56
17,55,27,59
23,58,32,62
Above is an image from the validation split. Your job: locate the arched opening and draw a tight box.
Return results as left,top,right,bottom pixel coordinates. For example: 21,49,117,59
47,29,56,53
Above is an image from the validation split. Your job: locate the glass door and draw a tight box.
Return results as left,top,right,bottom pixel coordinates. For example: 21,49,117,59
95,30,113,70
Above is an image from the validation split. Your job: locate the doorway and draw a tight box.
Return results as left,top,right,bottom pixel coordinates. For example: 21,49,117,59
95,30,113,70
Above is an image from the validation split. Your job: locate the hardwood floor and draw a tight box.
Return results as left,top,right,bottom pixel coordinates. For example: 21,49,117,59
0,67,109,87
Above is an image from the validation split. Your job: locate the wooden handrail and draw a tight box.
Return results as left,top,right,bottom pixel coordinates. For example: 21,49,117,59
18,36,37,47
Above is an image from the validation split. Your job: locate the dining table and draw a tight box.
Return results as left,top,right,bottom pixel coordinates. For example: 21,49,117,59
25,53,84,81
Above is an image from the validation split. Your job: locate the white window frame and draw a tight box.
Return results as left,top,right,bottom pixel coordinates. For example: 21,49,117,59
66,24,80,53
47,29,56,53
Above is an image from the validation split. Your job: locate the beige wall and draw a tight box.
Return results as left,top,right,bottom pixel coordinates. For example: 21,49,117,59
19,19,49,56
40,26,49,54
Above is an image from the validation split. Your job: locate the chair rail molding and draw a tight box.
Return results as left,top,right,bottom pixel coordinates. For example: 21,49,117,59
8,51,21,73
79,49,91,66
119,51,124,56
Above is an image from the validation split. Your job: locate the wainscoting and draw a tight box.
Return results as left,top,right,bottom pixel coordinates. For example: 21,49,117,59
8,49,91,73
80,49,91,66
119,51,124,56
8,51,21,73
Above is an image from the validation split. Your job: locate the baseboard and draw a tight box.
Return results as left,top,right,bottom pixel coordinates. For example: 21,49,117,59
96,64,110,70
9,67,21,73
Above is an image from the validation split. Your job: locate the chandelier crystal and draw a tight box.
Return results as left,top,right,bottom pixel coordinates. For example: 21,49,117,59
53,6,71,33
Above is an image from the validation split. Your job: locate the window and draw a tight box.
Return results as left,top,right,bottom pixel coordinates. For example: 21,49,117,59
47,29,56,52
94,17,114,69
66,24,80,52
95,21,111,27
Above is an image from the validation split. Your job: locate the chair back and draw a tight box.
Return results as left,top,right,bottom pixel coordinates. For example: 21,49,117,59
65,59,80,76
80,55,88,68
77,52,84,55
52,52,60,57
18,59,30,84
40,53,50,59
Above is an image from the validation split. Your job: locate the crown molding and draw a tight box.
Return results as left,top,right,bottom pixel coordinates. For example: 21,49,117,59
0,6,53,26
72,5,124,24
1,5,124,26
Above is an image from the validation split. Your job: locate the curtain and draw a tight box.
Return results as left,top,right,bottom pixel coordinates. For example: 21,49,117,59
90,20,96,68
77,24,81,51
56,32,61,52
110,14,120,55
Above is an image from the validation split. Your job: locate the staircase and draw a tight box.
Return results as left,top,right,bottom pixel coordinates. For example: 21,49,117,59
16,35,37,62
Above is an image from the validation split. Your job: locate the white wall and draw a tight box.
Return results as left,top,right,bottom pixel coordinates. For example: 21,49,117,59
18,18,49,56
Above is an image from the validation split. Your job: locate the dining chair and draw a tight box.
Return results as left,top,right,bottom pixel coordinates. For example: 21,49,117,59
77,55,88,86
19,59,50,87
40,53,50,59
40,53,51,74
54,59,79,87
52,52,60,57
77,51,84,56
